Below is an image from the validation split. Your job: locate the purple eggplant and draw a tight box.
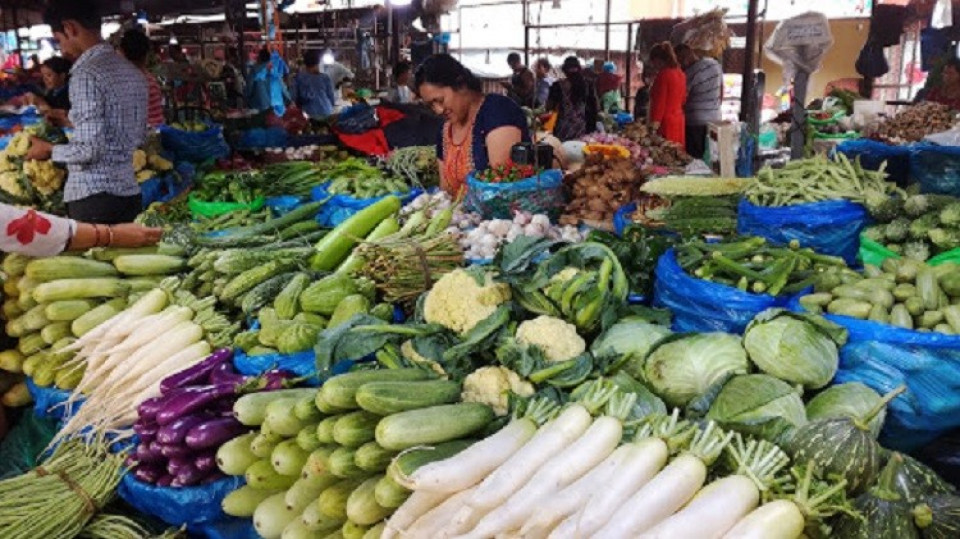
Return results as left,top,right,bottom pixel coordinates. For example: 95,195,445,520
209,361,247,386
133,421,158,439
171,464,209,487
184,417,246,450
133,463,165,484
158,443,194,459
154,384,237,426
138,432,156,448
134,442,165,464
167,455,194,476
201,471,226,484
156,475,174,487
194,451,218,473
262,369,295,390
137,396,167,422
156,413,211,445
160,348,234,394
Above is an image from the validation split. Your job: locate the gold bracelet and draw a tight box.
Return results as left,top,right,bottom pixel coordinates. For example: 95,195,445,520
105,226,114,247
93,225,102,247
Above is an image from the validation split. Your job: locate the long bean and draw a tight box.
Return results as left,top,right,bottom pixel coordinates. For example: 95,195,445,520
746,154,900,207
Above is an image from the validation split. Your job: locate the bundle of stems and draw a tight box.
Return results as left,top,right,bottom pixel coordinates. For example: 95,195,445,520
0,439,126,539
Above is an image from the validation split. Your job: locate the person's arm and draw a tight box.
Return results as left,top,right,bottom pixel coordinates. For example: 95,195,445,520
519,70,536,99
67,222,163,251
324,76,336,108
649,72,668,126
49,71,105,165
545,82,561,112
486,126,523,167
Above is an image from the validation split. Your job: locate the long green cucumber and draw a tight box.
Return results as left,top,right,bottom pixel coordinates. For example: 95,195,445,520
335,217,401,275
309,196,401,271
197,201,325,246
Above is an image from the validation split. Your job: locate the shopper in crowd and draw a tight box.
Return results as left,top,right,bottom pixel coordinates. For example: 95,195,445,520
677,44,722,159
634,67,652,121
546,56,599,141
325,58,355,106
28,0,148,225
596,61,623,113
502,52,536,107
291,49,337,119
245,48,275,113
388,60,415,104
415,54,530,196
119,29,165,128
220,47,246,109
924,57,960,110
28,56,72,115
648,41,687,146
534,58,554,108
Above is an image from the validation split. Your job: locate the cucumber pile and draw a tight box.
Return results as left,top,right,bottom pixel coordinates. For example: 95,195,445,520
217,369,494,539
800,257,960,333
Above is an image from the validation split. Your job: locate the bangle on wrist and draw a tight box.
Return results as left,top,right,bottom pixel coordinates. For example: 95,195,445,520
93,225,101,247
106,226,114,247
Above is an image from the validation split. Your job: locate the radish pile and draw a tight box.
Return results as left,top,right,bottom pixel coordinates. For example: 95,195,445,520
387,379,854,539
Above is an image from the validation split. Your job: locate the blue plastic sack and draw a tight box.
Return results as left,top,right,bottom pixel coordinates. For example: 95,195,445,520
736,199,868,266
236,127,288,149
614,203,636,237
232,349,319,380
464,169,565,221
788,296,960,451
118,473,244,527
25,378,78,421
911,143,960,196
837,139,912,186
159,123,230,163
652,249,789,334
310,184,423,227
266,196,304,215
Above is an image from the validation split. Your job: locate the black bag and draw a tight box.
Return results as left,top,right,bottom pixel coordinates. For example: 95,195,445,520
856,39,890,79
336,104,379,134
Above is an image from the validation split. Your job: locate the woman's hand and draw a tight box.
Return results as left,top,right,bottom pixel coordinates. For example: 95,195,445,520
110,223,163,247
44,109,69,127
26,137,52,161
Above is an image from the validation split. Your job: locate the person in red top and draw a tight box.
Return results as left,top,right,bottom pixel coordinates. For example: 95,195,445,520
119,29,165,128
648,42,687,146
924,57,960,111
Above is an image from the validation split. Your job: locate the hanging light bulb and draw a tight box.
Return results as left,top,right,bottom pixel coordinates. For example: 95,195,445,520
322,49,335,65
552,0,561,8
169,35,178,45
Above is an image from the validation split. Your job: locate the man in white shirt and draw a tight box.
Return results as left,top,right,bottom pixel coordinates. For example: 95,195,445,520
388,61,414,104
324,60,355,106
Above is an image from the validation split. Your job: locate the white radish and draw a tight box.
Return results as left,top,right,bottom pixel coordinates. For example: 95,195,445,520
722,500,805,539
108,341,212,402
639,475,760,539
400,399,558,493
591,422,733,539
520,443,636,539
383,490,448,539
457,391,634,539
101,306,193,355
405,487,477,538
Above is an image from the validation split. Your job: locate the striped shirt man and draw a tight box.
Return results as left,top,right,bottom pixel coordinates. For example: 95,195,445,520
683,57,723,126
51,43,148,203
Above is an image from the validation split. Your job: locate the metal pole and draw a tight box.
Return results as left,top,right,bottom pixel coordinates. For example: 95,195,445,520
386,0,392,67
522,0,529,66
740,0,760,126
11,7,22,70
626,22,633,114
604,0,612,61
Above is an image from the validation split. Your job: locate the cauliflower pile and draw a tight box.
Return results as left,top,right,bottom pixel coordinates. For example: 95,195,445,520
0,130,66,204
23,159,65,196
423,269,511,334
461,366,534,416
515,315,586,362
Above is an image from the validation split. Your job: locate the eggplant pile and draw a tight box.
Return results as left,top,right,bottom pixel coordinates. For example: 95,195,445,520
129,349,294,487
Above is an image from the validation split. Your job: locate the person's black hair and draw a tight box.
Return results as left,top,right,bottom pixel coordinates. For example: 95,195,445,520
561,56,587,104
119,29,151,66
395,60,412,78
257,48,271,64
535,57,551,71
414,54,482,93
507,52,521,65
42,56,72,75
650,41,680,69
43,0,103,33
303,49,320,68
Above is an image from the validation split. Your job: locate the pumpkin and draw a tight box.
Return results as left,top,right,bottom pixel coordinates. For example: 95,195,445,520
889,452,956,505
832,453,921,539
913,493,960,539
785,386,904,495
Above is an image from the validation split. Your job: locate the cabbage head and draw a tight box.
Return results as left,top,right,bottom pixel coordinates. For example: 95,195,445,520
706,374,807,442
591,317,672,379
743,309,847,389
643,332,749,407
806,382,886,438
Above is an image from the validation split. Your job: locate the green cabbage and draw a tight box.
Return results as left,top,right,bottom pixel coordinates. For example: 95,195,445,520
806,382,886,438
277,322,323,354
643,332,749,407
706,374,807,442
743,309,847,389
591,317,672,379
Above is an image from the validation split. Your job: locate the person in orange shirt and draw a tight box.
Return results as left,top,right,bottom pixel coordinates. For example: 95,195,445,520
648,42,687,146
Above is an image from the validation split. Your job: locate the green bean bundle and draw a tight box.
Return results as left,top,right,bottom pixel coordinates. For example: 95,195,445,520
745,153,901,207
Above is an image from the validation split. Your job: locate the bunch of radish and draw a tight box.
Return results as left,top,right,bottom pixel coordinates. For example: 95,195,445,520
385,377,852,539
128,348,294,487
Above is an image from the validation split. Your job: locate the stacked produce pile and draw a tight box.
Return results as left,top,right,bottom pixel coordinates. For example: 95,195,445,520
630,176,754,237
192,161,331,204
560,154,643,227
133,147,174,184
580,133,647,167
0,126,69,212
385,146,439,190
863,193,960,259
620,122,692,170
870,101,958,144
320,157,412,198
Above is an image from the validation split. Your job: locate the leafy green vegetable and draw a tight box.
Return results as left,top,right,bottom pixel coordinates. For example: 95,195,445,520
591,317,671,378
806,382,887,438
743,309,846,389
706,374,807,442
586,224,682,297
643,332,750,408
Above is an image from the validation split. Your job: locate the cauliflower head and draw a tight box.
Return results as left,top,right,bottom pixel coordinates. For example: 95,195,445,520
0,171,24,198
461,366,534,416
516,315,586,362
6,132,30,157
423,269,511,334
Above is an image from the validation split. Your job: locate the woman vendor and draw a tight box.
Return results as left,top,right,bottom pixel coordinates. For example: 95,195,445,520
415,54,530,196
924,57,960,110
28,57,72,124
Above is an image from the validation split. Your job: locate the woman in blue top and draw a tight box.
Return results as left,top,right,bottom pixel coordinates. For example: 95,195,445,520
291,50,337,119
414,54,530,196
